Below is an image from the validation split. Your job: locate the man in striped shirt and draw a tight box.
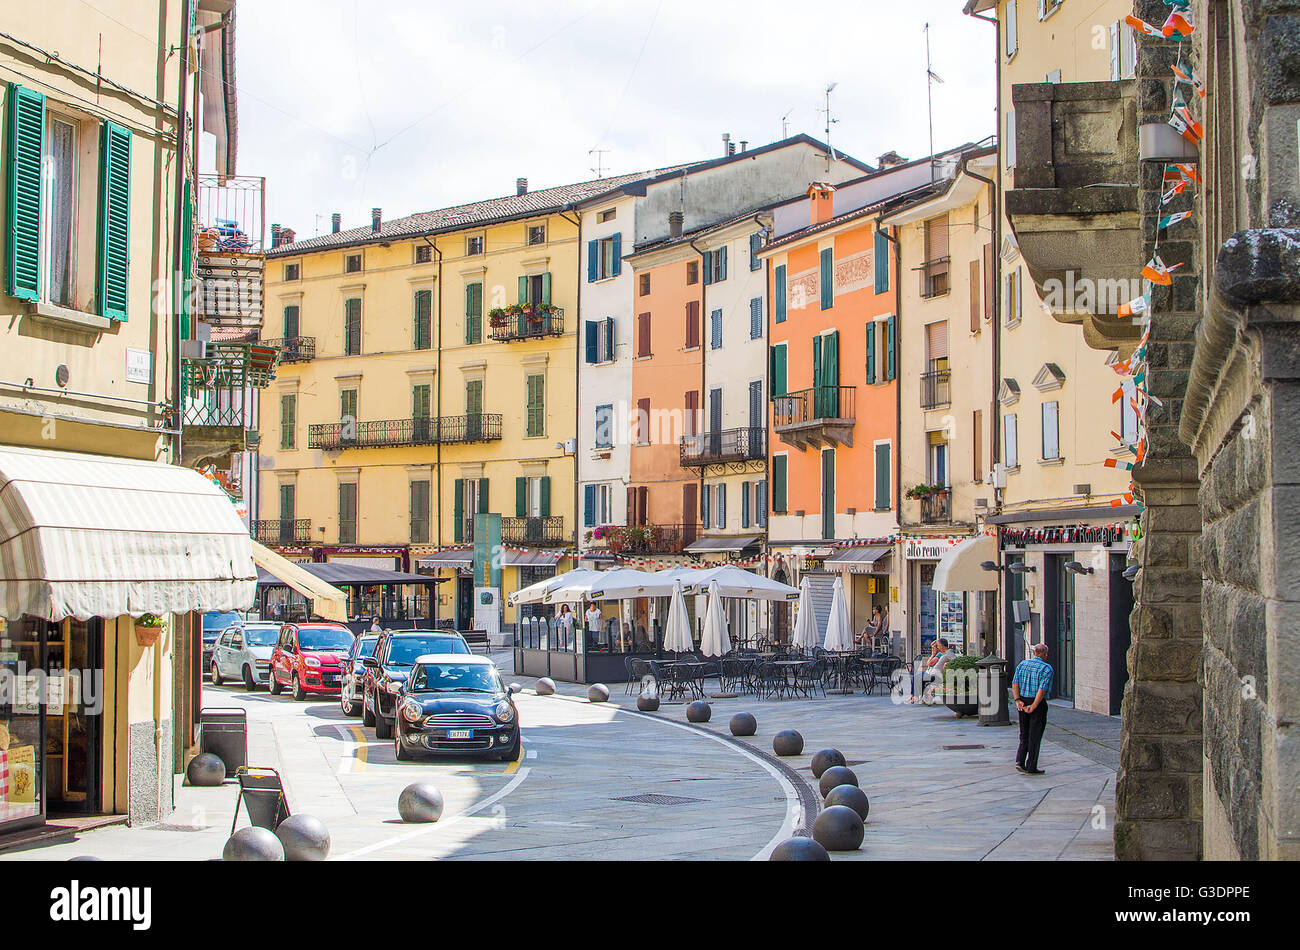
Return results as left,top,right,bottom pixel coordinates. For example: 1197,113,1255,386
1012,643,1054,775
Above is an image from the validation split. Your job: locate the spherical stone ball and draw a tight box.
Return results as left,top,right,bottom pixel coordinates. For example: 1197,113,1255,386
729,712,757,736
819,765,859,798
186,752,226,787
222,826,285,862
812,804,865,852
686,700,712,723
587,683,610,703
637,693,660,712
397,782,445,823
810,748,847,779
275,813,331,861
66,855,102,861
535,677,556,696
769,836,831,861
772,729,804,757
824,783,870,820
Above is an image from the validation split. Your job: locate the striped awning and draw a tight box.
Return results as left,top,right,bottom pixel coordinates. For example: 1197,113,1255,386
824,545,891,573
0,446,256,621
418,550,473,569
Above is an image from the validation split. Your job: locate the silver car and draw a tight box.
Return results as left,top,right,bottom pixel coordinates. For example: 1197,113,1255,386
210,622,280,690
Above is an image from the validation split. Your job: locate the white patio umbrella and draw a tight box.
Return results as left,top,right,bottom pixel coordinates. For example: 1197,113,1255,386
509,568,602,606
662,579,695,654
823,575,854,651
699,580,732,657
552,567,665,602
678,565,800,601
791,576,819,651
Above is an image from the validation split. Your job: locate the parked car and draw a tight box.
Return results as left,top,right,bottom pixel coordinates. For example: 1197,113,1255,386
340,634,380,717
392,654,521,761
210,622,280,691
269,623,355,701
362,631,471,739
202,611,244,679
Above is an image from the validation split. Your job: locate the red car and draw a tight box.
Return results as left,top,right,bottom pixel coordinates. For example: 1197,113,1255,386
269,623,356,701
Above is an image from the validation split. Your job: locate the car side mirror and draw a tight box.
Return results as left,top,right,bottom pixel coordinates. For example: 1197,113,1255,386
506,683,521,696
361,656,379,668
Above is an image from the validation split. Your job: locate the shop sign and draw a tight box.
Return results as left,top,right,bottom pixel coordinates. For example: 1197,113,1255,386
904,538,963,560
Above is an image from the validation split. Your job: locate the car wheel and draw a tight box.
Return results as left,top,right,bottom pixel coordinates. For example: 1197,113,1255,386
375,713,392,740
292,674,306,702
341,687,359,717
362,689,375,726
394,728,412,761
269,672,283,695
243,666,257,692
210,659,223,686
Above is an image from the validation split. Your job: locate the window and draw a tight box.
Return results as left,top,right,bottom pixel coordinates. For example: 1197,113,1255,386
973,410,984,482
1110,20,1137,80
749,231,763,270
866,317,897,384
39,114,77,307
636,397,651,444
703,246,727,284
742,482,752,528
1006,109,1017,168
756,480,767,527
585,317,615,363
970,259,982,333
1006,0,1018,59
1004,413,1019,468
684,390,699,437
343,298,362,354
774,264,787,323
1042,401,1060,460
874,230,890,294
750,297,763,339
410,480,430,543
283,304,300,338
453,477,488,543
770,342,788,397
526,374,545,437
413,289,432,350
340,388,358,426
638,273,650,296
412,383,431,420
874,442,891,511
515,475,551,518
598,208,616,223
466,235,484,256
595,404,614,449
584,482,613,527
344,252,362,273
686,260,699,285
527,224,546,245
338,482,358,544
464,281,483,344
587,233,622,281
713,483,727,529
1038,0,1062,20
414,244,433,264
284,262,301,281
922,215,950,298
279,484,295,524
1005,266,1023,327
685,301,700,349
637,312,652,357
928,434,949,486
710,308,722,349
1120,379,1139,444
280,394,296,449
772,455,788,513
819,247,834,309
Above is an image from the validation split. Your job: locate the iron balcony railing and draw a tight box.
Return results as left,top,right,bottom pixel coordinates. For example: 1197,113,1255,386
502,516,566,547
600,522,700,555
680,426,766,468
260,336,315,363
920,489,951,524
181,342,279,429
919,256,951,298
253,519,312,543
307,413,503,450
773,386,856,427
920,369,951,409
487,308,564,342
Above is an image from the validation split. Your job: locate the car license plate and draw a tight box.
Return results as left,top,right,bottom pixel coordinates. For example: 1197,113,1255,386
447,729,473,739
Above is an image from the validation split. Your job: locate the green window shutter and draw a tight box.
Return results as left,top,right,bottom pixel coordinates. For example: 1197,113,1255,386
825,330,839,386
414,289,431,349
539,476,551,517
610,233,621,276
515,476,527,517
874,442,891,510
585,320,598,363
771,344,787,398
96,120,132,320
180,177,193,338
541,271,552,305
453,479,465,543
478,478,490,514
466,282,482,344
886,314,896,380
5,84,44,302
874,230,890,293
518,275,528,304
284,304,300,338
773,455,787,513
865,322,876,383
526,374,544,437
819,247,834,310
344,298,361,354
604,317,614,360
774,264,786,323
812,335,823,389
702,250,713,286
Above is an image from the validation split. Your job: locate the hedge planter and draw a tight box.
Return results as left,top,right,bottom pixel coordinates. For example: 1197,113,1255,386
941,694,980,717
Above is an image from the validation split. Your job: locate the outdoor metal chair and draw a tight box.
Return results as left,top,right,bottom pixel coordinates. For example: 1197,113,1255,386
795,659,827,698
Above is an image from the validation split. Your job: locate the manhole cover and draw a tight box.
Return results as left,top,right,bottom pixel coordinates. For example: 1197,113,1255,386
943,744,986,750
611,793,705,806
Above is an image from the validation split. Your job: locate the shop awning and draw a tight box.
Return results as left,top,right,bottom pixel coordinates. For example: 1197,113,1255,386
249,542,348,623
683,534,762,554
932,535,999,592
503,549,562,567
0,445,256,622
824,545,891,573
255,562,444,587
417,550,473,570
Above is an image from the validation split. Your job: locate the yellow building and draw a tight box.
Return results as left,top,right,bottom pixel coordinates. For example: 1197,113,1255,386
259,174,656,632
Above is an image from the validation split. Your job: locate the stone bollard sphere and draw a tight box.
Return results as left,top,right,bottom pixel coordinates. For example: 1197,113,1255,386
769,836,831,861
772,729,804,756
275,813,332,861
824,784,870,821
223,826,285,862
587,683,610,703
686,700,712,722
818,765,859,798
812,804,865,852
810,748,846,779
637,693,660,712
398,782,445,823
186,752,226,787
535,677,556,696
729,712,757,736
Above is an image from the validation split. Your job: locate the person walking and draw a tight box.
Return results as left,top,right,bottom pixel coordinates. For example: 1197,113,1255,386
1012,642,1054,774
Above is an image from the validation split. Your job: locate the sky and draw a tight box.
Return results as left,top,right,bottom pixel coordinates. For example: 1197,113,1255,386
231,0,996,238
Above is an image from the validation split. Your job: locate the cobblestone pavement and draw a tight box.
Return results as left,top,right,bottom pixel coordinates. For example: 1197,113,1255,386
0,651,1116,860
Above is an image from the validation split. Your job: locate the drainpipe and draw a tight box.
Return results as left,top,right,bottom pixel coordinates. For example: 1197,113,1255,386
558,205,583,556
170,0,192,466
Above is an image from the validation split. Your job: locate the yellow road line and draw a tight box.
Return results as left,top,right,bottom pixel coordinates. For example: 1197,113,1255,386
350,726,368,771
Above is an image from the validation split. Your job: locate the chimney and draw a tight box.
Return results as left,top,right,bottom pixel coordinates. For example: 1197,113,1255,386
877,150,908,169
807,182,836,226
722,132,732,157
516,177,528,196
669,211,684,239
270,223,281,249
279,227,295,245
371,208,382,233
739,140,748,153
331,213,341,234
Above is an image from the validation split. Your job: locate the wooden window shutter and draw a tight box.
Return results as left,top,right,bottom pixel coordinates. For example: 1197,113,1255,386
637,486,648,525
874,443,891,510
96,120,133,321
539,476,551,517
478,478,490,514
983,243,994,320
637,312,651,356
970,260,981,333
604,317,614,361
886,315,896,380
515,477,528,517
453,479,465,543
774,264,787,323
865,323,876,384
819,247,834,310
584,484,596,527
541,271,552,305
741,482,751,528
750,297,762,338
700,482,710,527
637,397,650,443
772,455,788,513
587,240,599,281
973,410,983,482
702,250,713,285
771,344,787,398
610,233,622,276
683,483,697,527
5,83,44,301
873,230,890,294
585,321,599,363
626,486,636,525
756,481,767,526
284,304,300,338
684,390,699,437
685,301,699,348
414,289,432,349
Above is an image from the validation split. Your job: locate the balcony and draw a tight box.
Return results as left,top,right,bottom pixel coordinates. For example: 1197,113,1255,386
260,336,315,363
590,523,699,555
180,341,279,467
680,426,766,469
253,519,312,544
920,370,951,409
773,386,856,451
194,174,265,332
502,516,567,547
487,306,564,343
919,257,950,299
307,413,503,450
920,489,951,525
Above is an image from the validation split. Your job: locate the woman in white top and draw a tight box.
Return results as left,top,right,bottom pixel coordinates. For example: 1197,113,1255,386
557,604,576,651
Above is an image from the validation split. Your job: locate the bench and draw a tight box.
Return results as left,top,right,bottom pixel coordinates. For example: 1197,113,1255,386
460,629,490,654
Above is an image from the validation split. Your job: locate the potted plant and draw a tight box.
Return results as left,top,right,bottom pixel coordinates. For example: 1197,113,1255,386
939,654,981,717
134,613,167,647
906,483,946,500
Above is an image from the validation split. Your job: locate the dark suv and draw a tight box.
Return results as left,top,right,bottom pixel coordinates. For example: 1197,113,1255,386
362,631,470,739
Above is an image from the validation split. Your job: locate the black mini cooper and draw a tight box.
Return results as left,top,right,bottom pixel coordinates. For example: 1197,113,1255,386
393,654,522,762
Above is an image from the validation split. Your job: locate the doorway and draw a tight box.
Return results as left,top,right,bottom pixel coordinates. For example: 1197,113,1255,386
43,618,104,815
771,568,790,644
1045,554,1076,702
1109,552,1134,715
456,575,474,629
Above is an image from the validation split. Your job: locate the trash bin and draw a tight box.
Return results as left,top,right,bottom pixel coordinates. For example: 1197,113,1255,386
976,655,1011,726
199,707,248,777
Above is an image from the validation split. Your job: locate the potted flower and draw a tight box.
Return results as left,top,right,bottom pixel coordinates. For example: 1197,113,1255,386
906,483,946,500
134,613,167,647
939,654,981,717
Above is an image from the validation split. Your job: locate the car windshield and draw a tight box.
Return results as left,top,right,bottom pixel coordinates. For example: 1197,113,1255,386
203,611,242,633
410,663,501,693
385,637,469,666
243,626,280,647
297,628,355,652
356,636,379,658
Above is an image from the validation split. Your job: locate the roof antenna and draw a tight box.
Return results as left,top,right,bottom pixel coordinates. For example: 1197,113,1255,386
589,147,609,179
781,107,794,139
820,83,839,172
925,22,944,182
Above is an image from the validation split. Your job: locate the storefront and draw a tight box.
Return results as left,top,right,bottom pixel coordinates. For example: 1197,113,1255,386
903,537,972,657
823,545,893,650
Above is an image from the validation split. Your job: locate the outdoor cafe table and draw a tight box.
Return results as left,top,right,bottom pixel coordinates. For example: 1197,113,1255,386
653,660,712,700
770,659,812,698
825,651,861,693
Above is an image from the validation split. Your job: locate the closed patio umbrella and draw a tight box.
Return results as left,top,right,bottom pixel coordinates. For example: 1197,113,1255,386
699,580,732,657
663,579,694,654
823,575,854,651
791,576,818,651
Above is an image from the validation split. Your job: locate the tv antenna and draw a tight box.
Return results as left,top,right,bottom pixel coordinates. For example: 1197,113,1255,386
820,83,840,169
589,147,610,179
925,22,944,181
781,107,794,139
